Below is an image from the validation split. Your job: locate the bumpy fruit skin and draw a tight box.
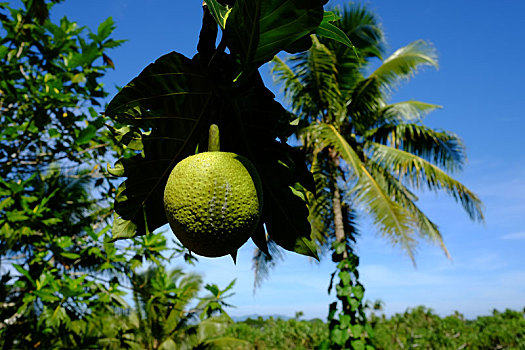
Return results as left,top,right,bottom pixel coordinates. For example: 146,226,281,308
164,152,262,257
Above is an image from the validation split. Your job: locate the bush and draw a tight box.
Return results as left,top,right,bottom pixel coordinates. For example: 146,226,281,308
224,307,525,349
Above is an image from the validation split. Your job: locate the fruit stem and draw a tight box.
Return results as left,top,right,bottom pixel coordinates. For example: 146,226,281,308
208,124,220,152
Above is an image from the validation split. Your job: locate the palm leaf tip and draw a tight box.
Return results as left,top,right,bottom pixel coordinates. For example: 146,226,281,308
371,39,438,93
251,240,285,292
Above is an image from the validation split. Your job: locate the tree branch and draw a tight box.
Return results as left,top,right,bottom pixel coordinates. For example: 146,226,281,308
197,2,218,64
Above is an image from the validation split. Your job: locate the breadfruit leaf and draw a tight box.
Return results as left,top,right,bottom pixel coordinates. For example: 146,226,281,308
224,0,324,68
105,52,212,237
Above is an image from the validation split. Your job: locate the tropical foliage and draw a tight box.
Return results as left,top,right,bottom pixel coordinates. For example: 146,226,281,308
0,0,129,347
113,265,248,350
1,0,494,348
264,4,484,348
224,306,525,349
270,4,484,262
0,1,242,348
225,315,328,349
370,306,525,349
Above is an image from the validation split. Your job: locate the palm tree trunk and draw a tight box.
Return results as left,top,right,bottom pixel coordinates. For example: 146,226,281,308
329,148,347,260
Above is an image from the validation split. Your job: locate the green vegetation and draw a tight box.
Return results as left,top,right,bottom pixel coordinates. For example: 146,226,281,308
256,4,483,348
370,306,525,349
224,307,525,349
0,1,244,348
0,0,129,347
116,265,249,349
266,3,484,277
0,0,497,348
225,316,328,349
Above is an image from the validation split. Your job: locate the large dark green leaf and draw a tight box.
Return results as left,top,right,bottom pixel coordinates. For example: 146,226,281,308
224,0,325,68
255,141,317,258
105,52,213,238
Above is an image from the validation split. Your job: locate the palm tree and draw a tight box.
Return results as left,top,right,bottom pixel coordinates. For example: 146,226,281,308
129,265,249,349
265,6,484,347
129,266,202,349
258,4,484,271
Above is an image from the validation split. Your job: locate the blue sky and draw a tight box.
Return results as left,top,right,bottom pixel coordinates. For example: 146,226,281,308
49,0,525,319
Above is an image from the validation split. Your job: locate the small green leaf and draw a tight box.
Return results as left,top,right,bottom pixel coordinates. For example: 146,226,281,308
315,21,356,51
351,324,364,338
0,45,8,60
349,297,359,311
88,106,99,118
110,125,144,150
331,328,349,346
6,211,29,222
42,218,62,225
322,11,341,22
352,284,365,300
71,73,86,83
339,270,351,285
77,125,97,144
97,17,115,41
35,290,60,302
57,236,74,249
204,0,232,29
99,262,114,270
294,236,319,260
0,197,14,210
339,314,351,328
107,161,125,177
111,214,138,240
158,339,177,350
336,284,351,297
61,252,81,259
351,339,366,350
13,264,36,286
48,128,60,138
204,284,220,296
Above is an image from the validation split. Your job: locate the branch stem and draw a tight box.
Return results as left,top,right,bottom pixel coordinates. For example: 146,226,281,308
208,124,220,152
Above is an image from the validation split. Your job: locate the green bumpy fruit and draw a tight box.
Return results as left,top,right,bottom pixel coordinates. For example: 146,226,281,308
164,152,262,257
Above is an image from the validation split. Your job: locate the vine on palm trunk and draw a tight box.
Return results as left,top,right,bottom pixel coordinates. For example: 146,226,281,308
319,241,374,350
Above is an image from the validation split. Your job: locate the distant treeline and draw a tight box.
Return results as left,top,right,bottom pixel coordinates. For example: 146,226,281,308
224,306,525,349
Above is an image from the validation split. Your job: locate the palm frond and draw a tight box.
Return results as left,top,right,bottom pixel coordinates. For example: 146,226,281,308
368,142,484,222
323,4,385,95
252,239,285,291
174,270,202,307
306,122,363,178
329,4,385,59
271,55,307,113
378,100,442,124
273,37,342,123
351,162,416,260
366,161,450,259
308,149,337,247
346,76,385,131
367,123,466,172
306,123,415,252
370,40,438,94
